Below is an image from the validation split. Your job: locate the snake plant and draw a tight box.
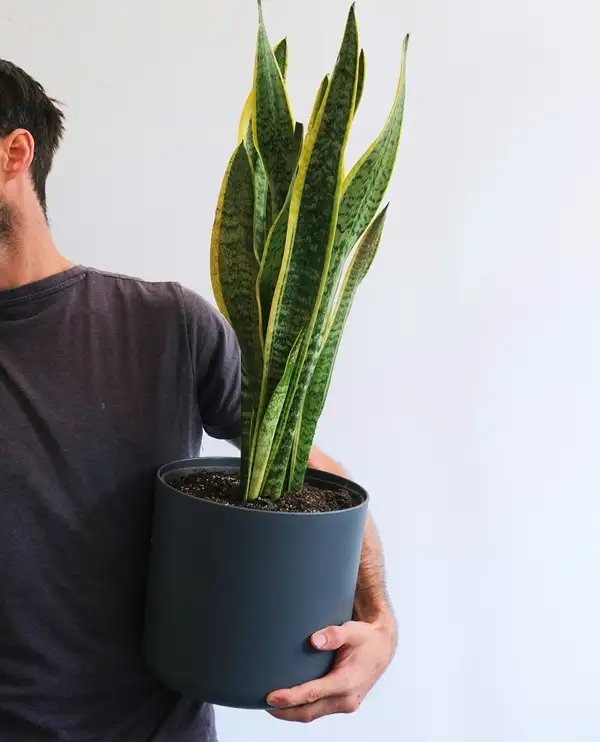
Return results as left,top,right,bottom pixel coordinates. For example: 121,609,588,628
210,2,409,500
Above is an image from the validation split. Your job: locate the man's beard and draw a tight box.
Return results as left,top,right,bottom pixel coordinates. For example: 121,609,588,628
0,197,19,260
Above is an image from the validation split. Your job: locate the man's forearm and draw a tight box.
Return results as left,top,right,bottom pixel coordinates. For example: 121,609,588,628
353,513,397,645
308,448,396,638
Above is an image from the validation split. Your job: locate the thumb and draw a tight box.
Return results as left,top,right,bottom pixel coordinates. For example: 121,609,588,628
311,622,366,651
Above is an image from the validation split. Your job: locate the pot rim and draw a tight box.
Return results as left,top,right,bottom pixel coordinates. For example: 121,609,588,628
156,456,369,518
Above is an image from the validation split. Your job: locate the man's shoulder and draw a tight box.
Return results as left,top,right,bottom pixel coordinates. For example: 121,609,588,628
85,265,181,304
84,266,220,325
82,267,241,437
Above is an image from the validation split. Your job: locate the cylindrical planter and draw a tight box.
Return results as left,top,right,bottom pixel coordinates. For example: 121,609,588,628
143,457,368,710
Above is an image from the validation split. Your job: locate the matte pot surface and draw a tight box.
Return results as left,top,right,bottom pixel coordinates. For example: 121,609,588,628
143,457,369,710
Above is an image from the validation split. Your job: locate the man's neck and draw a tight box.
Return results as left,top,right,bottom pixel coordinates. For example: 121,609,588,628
0,223,72,291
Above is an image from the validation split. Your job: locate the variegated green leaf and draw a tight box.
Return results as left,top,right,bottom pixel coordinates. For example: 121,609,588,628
259,6,361,499
273,37,288,79
258,191,291,336
238,95,253,145
355,49,366,115
261,6,359,398
320,33,408,325
257,121,304,333
253,3,297,213
289,206,388,489
285,33,408,474
307,74,329,135
304,49,358,137
290,120,305,180
240,366,255,491
337,34,408,262
244,117,259,171
238,36,292,261
210,143,262,394
243,119,270,262
238,37,289,143
247,329,305,500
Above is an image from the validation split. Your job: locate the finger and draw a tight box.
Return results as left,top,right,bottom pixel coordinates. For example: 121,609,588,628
267,666,354,709
311,621,369,651
268,694,362,723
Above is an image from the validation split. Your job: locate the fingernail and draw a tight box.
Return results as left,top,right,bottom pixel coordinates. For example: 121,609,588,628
313,632,327,649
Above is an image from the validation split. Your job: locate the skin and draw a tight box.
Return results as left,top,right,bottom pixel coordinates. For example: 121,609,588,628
1,130,398,725
0,129,72,288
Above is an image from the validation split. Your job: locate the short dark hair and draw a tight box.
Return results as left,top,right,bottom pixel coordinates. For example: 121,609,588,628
0,60,64,216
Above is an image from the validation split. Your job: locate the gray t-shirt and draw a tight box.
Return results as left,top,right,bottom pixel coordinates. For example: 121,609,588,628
0,266,241,741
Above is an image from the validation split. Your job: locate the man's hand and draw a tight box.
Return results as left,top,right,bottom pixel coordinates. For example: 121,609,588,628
266,616,395,723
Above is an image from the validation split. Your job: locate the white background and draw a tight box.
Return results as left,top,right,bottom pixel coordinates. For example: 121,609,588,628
3,0,600,739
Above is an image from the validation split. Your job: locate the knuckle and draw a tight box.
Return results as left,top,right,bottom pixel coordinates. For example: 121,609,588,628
338,623,351,639
305,688,321,704
341,694,362,714
299,709,317,724
328,626,342,644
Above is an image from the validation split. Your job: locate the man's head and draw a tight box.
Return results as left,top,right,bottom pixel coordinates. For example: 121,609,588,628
0,60,64,247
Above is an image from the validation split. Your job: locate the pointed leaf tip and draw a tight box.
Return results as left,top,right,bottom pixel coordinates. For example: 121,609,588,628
344,2,356,23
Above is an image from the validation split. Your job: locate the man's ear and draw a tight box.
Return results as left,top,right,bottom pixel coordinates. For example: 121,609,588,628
0,129,35,184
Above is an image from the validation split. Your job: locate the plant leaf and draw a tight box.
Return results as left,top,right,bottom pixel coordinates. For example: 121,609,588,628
237,33,294,270
237,33,291,261
286,32,409,481
210,143,262,394
258,189,291,337
337,34,408,263
238,37,289,143
259,5,361,499
243,119,270,263
247,328,305,500
290,206,389,489
273,38,288,79
355,49,366,115
238,95,253,145
253,5,297,213
240,366,256,492
257,121,304,333
290,120,305,179
307,74,330,135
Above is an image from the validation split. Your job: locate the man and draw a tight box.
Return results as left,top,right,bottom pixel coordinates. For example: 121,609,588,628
0,60,397,741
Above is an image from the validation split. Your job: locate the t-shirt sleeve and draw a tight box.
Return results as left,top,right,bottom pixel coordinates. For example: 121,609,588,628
178,285,242,440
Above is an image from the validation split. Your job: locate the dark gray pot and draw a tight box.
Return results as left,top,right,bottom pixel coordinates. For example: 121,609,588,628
143,457,368,710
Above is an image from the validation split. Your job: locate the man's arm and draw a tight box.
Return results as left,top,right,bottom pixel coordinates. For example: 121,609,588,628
307,447,397,644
